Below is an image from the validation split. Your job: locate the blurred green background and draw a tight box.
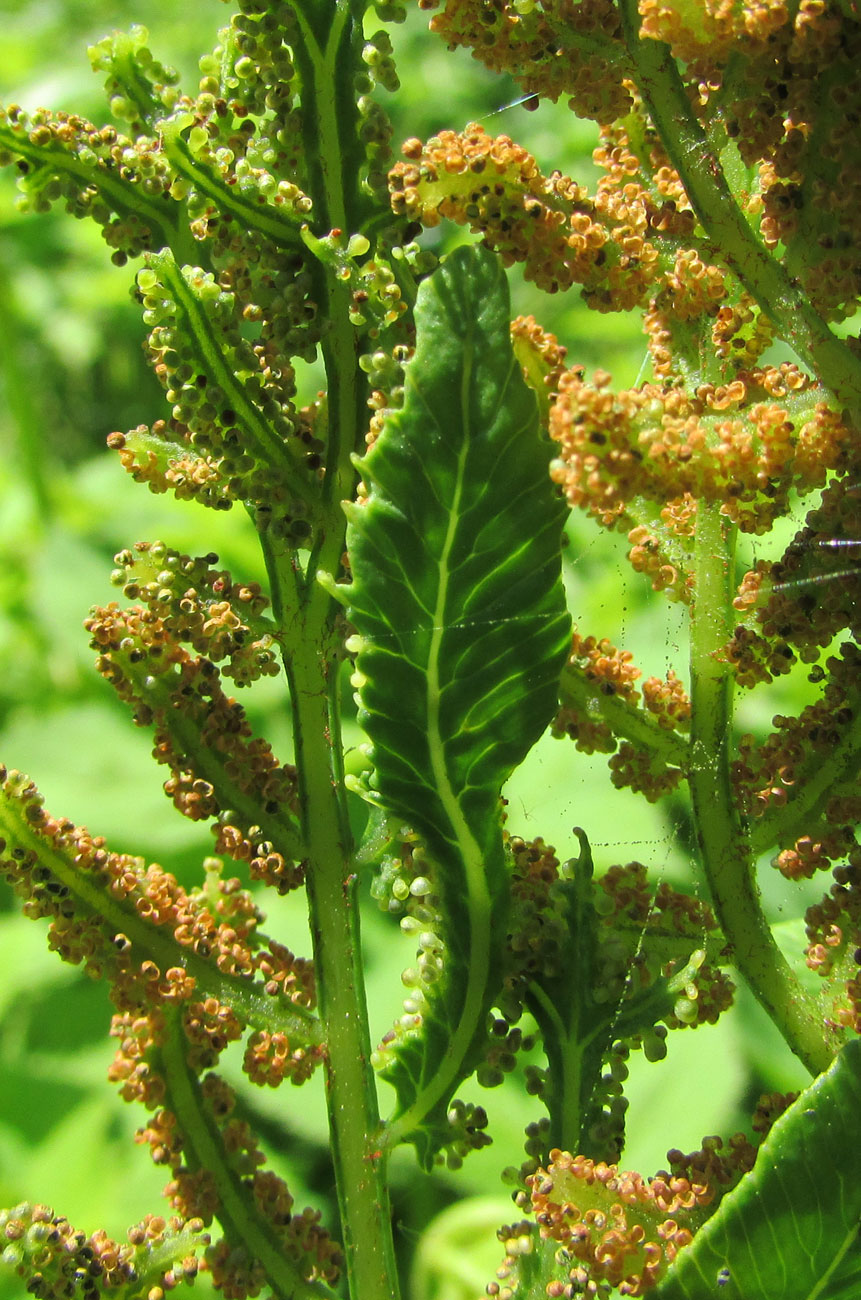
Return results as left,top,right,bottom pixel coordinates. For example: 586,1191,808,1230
0,4,829,1297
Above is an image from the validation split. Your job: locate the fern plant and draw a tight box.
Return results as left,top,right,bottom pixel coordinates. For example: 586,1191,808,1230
0,0,859,1297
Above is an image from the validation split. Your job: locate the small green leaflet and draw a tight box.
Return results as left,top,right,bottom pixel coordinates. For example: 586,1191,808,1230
344,243,571,1164
653,1038,861,1300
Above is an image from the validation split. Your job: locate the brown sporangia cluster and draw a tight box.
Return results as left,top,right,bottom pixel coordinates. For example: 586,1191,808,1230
85,544,304,894
552,631,689,801
416,0,634,124
642,0,861,320
133,1066,342,1291
802,854,861,1035
730,476,860,686
496,839,732,1165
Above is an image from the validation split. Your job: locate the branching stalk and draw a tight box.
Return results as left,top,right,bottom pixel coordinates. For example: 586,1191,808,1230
687,501,837,1076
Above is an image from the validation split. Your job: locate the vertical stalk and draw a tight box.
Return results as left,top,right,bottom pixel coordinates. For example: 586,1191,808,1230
262,6,402,1289
688,501,835,1076
286,613,400,1300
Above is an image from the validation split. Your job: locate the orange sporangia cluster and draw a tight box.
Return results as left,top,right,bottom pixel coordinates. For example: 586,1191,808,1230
85,600,303,892
494,1120,764,1297
549,362,852,534
511,315,567,381
123,1036,340,1284
146,1070,342,1290
0,765,322,1108
709,297,775,368
511,314,568,419
138,1107,184,1167
638,0,790,73
182,997,245,1073
166,1169,221,1233
391,126,613,297
627,502,697,601
774,830,858,883
553,632,689,800
553,631,639,753
108,1010,168,1108
0,1202,207,1300
658,247,727,320
522,1149,709,1296
416,0,633,124
389,122,705,311
641,671,690,731
243,1028,319,1086
108,424,234,511
567,632,641,706
645,265,760,379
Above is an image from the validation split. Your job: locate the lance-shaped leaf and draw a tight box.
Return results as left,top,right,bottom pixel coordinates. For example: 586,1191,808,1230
653,1038,861,1300
344,243,571,1163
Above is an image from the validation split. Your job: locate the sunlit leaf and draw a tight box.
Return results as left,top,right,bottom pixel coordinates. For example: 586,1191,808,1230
345,243,570,1163
654,1038,861,1300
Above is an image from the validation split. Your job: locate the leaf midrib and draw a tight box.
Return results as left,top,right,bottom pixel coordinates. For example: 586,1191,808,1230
395,328,495,1133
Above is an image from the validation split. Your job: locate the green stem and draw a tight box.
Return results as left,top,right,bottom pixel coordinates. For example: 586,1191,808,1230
527,979,584,1154
618,0,861,424
687,502,837,1076
287,618,400,1300
260,4,399,1289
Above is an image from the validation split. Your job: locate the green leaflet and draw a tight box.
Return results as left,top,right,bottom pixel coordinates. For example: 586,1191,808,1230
653,1038,861,1300
344,243,571,1163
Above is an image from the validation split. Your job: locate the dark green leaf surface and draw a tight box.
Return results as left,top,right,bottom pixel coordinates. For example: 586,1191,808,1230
653,1038,861,1300
345,244,570,1162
